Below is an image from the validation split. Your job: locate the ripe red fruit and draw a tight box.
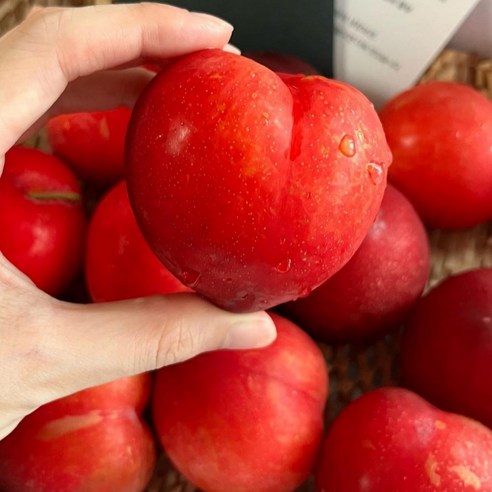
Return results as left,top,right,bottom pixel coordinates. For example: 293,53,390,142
152,313,328,492
379,81,492,228
126,49,392,312
0,146,86,296
400,268,492,429
0,375,156,492
283,184,430,343
47,107,131,185
85,180,191,302
316,387,492,492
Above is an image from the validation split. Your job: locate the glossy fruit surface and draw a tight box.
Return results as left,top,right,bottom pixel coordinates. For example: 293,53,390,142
316,387,492,492
284,184,429,343
0,146,86,296
401,268,492,429
47,108,131,185
153,313,328,492
127,49,391,312
379,81,492,228
0,375,156,492
86,180,190,302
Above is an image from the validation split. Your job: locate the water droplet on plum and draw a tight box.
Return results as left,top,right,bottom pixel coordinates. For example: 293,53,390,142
339,134,356,157
367,162,383,184
276,259,292,273
181,269,201,288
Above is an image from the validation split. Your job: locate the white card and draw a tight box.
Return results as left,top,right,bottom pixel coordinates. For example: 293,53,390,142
334,0,480,108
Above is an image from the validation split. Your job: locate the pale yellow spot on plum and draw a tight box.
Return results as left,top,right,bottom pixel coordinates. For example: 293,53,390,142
425,454,441,486
217,120,226,132
99,117,110,140
241,160,260,178
362,440,376,450
450,465,481,490
435,420,446,430
209,72,223,80
359,475,371,490
37,410,105,440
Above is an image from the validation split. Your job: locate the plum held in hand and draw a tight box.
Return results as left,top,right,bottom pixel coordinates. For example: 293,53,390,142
379,81,492,229
282,184,430,344
126,49,392,313
0,375,156,492
85,180,191,302
0,146,86,296
316,387,492,492
400,268,492,429
152,313,328,492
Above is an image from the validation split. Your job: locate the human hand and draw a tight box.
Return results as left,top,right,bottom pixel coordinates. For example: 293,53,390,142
0,2,276,440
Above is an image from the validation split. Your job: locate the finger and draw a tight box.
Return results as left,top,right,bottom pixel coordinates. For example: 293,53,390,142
52,68,154,114
17,67,154,143
223,43,241,55
0,253,55,425
43,42,241,116
0,3,234,154
0,251,37,290
96,41,240,72
18,45,241,143
31,294,277,406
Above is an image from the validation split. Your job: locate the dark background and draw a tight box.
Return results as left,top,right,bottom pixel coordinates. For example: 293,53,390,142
116,0,334,76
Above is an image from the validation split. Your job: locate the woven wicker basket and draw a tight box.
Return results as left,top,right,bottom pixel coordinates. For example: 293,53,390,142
2,2,492,491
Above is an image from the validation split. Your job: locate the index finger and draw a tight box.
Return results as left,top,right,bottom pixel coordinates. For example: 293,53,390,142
0,3,234,155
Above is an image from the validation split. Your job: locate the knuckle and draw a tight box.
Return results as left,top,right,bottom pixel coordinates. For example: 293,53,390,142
142,298,203,369
12,7,66,66
128,296,209,373
23,7,64,35
18,7,79,80
157,321,197,367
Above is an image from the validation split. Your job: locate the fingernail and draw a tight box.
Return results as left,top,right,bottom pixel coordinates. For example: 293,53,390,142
222,313,277,350
191,12,234,31
223,43,241,55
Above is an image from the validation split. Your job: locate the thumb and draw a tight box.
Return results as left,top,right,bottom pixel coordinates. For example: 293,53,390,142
38,293,276,403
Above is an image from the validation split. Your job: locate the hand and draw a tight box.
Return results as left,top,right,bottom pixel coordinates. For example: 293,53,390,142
0,3,276,440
